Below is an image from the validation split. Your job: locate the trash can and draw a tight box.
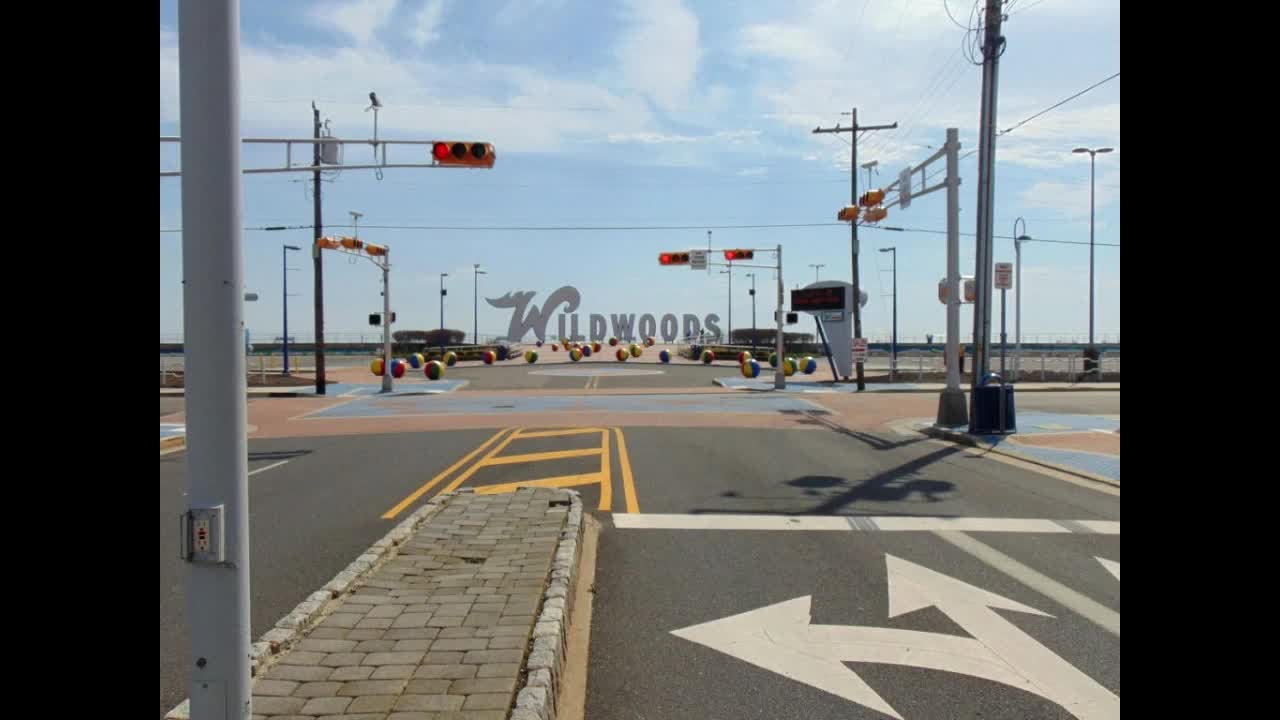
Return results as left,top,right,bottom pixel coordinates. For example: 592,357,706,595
496,345,510,361
971,378,1016,434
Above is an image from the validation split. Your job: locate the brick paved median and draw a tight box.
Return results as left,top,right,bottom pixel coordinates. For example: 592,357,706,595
247,487,579,719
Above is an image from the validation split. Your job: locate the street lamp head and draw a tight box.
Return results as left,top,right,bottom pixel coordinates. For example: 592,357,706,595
879,247,895,253
1096,147,1114,154
284,244,302,251
861,160,879,169
1072,147,1090,154
1015,235,1031,242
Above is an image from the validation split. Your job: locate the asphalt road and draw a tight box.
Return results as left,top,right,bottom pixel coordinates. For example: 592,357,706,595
585,427,1120,720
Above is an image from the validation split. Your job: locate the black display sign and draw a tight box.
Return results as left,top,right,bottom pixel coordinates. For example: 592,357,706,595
790,286,846,312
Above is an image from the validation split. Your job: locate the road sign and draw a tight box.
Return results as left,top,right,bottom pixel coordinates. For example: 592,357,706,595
852,337,868,362
899,167,912,209
995,262,1013,290
791,286,847,312
671,554,1120,720
689,249,708,270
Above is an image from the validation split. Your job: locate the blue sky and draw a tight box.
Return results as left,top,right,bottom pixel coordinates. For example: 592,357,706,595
160,0,1120,344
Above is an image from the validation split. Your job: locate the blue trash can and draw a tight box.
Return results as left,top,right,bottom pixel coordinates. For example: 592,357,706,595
972,381,1016,434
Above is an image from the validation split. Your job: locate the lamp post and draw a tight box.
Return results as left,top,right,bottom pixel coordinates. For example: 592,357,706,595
473,264,486,345
282,244,301,374
1072,145,1113,380
439,273,448,356
746,272,757,353
719,269,732,343
1013,218,1031,382
879,247,896,383
809,263,825,282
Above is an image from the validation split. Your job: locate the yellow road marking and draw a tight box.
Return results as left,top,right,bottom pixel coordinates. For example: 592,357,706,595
481,447,603,466
598,428,612,511
381,427,514,519
440,427,524,494
517,427,606,439
474,473,603,494
613,427,640,513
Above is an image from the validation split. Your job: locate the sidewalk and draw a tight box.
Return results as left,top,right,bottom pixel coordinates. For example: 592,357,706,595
166,487,584,720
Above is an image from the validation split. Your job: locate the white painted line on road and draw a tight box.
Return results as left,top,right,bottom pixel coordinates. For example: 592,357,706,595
1096,557,1119,581
248,460,290,476
612,514,1119,535
934,530,1120,637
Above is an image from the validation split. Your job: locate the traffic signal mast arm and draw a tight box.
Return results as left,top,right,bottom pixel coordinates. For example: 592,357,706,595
160,137,495,177
861,142,953,216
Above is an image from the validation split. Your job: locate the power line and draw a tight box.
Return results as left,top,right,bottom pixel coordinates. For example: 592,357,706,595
998,72,1120,136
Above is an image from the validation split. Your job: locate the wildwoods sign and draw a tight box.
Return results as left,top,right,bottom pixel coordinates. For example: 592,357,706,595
487,286,721,343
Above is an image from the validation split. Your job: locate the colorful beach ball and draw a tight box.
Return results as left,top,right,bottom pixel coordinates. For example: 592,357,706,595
409,353,425,369
783,358,797,376
482,350,496,365
769,352,779,368
551,344,559,351
582,345,593,357
802,356,818,374
390,359,406,378
536,340,543,347
570,348,583,362
425,360,445,380
444,351,458,367
525,349,539,364
615,348,628,361
741,359,761,378
737,350,752,365
370,358,385,376
629,343,642,358
609,337,619,347
645,336,656,347
701,349,715,364
659,349,671,363
592,341,603,353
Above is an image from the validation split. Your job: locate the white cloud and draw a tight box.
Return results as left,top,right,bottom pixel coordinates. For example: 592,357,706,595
160,27,180,123
615,0,702,113
1019,168,1120,217
737,167,767,177
606,132,698,144
410,0,446,49
308,0,398,47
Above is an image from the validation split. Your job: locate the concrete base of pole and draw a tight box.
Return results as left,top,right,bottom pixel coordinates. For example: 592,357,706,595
936,387,968,426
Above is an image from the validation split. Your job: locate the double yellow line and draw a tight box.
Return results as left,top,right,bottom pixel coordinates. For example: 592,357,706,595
382,426,639,519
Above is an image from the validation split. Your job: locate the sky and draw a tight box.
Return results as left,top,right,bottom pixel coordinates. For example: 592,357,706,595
159,0,1120,345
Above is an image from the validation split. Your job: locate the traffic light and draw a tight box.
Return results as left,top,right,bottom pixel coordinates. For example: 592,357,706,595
659,251,691,265
315,237,340,250
723,249,754,261
431,141,496,168
369,313,381,326
364,242,387,257
837,206,860,222
339,236,363,251
864,206,888,222
859,189,885,207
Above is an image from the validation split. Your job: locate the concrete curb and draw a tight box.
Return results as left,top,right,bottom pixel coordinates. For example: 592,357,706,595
713,378,1121,393
163,492,455,720
919,425,1120,488
511,491,586,720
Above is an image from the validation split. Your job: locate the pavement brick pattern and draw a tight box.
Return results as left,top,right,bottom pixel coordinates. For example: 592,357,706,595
250,487,571,719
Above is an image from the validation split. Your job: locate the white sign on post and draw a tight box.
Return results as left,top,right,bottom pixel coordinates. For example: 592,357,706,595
689,249,708,270
899,168,912,209
852,337,868,362
994,262,1013,290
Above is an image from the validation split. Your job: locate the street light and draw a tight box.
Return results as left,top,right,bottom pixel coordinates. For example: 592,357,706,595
745,272,757,353
719,269,732,343
1072,146,1113,377
282,244,302,375
809,263,825,282
473,264,487,345
879,247,896,383
439,273,448,356
1013,218,1031,382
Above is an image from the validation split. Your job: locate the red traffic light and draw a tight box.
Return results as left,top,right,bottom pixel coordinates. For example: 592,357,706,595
659,252,691,265
431,141,495,168
724,249,754,261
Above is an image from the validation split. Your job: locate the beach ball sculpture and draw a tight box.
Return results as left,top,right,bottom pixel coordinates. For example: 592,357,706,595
582,345,592,357
741,359,761,378
536,340,543,348
802,356,818,374
409,353,425,369
659,349,671,363
371,358,385,376
592,341,603,353
482,350,496,365
390,359,406,378
783,358,797,376
616,348,628,361
570,348,583,362
425,360,445,380
444,351,458,367
701,349,715,364
769,352,779,368
609,337,619,347
551,344,559,351
629,343,642,358
645,336,656,347
525,349,539,364
737,350,752,365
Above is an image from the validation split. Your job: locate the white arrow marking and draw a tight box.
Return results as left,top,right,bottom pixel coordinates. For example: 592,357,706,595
1096,557,1119,581
671,555,1119,720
